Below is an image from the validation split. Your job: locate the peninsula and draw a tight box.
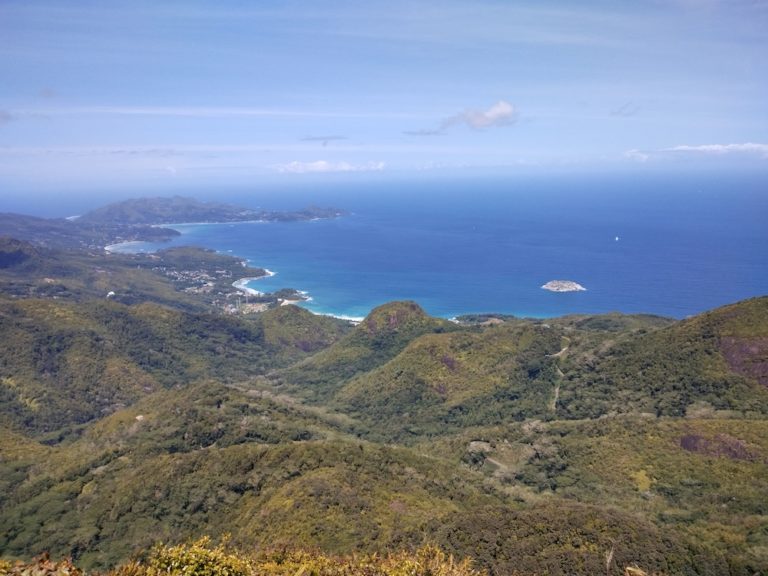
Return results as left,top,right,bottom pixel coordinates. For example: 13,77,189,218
542,280,587,292
75,196,347,226
1,196,347,250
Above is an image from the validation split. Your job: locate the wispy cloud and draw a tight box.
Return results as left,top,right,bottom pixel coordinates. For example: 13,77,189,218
0,110,14,125
663,143,768,157
276,160,385,174
625,142,768,162
405,100,517,136
10,106,415,120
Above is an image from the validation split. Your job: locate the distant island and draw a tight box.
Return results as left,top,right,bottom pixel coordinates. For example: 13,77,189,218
0,196,347,250
75,196,348,226
542,280,587,292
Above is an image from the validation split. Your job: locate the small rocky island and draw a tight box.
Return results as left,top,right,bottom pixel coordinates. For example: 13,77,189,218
542,280,587,292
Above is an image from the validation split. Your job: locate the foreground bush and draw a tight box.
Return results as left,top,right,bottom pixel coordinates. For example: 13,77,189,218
2,539,661,576
2,541,481,576
142,538,249,576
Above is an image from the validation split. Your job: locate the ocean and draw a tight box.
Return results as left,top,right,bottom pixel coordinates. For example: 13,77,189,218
107,171,768,320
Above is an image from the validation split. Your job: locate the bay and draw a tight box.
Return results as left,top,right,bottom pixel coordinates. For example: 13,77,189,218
110,172,768,319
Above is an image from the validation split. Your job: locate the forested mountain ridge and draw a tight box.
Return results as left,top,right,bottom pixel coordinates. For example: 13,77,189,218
272,298,768,442
1,210,767,575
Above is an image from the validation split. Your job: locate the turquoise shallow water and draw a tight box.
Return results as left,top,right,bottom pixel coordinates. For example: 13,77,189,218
108,172,768,319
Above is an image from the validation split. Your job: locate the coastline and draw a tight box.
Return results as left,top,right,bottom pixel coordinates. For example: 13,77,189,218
232,269,276,296
94,204,752,320
102,233,576,321
104,240,157,253
155,219,271,229
101,219,420,324
307,308,365,324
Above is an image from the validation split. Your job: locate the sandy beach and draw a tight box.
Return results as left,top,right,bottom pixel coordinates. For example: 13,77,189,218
232,269,275,295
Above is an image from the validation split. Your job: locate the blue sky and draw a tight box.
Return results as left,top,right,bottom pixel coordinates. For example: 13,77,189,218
1,0,767,194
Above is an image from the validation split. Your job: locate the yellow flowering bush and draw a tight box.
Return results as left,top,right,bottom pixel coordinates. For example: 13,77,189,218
146,538,249,576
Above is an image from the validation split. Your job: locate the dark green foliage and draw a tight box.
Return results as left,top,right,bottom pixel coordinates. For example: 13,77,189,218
0,298,348,436
0,238,38,269
0,438,500,570
437,502,732,576
423,416,768,573
558,297,768,419
259,305,351,360
2,283,768,575
551,313,675,333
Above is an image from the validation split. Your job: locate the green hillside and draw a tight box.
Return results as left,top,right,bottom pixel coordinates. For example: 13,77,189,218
1,276,768,575
421,416,768,572
0,297,349,435
558,296,768,419
333,322,563,441
271,301,458,402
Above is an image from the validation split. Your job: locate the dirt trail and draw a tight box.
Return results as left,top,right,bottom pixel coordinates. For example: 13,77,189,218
549,384,560,412
547,336,571,358
548,337,570,412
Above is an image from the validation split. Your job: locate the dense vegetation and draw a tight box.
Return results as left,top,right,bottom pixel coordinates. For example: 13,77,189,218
1,213,767,575
0,297,349,434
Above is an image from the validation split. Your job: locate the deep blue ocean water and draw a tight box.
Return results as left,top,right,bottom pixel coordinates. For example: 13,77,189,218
109,172,768,320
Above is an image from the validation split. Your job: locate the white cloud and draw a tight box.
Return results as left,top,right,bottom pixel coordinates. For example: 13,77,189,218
276,160,385,174
663,143,768,158
406,100,517,136
444,100,517,130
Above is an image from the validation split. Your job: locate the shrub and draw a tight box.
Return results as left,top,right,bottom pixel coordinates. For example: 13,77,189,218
146,537,249,576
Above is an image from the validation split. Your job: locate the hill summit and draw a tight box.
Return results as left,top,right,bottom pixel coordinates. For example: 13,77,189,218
360,300,433,335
